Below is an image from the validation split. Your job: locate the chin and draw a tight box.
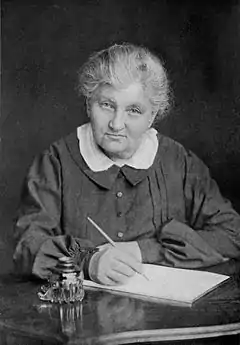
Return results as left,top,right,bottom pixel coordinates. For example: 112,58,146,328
100,140,134,159
103,143,123,154
108,150,133,160
102,147,127,160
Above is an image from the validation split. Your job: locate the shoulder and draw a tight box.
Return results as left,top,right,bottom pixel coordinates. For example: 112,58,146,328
39,129,79,160
50,130,78,153
157,133,186,154
28,129,79,175
155,133,188,166
155,132,209,176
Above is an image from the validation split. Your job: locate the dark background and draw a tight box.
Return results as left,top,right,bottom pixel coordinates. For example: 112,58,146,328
1,0,240,273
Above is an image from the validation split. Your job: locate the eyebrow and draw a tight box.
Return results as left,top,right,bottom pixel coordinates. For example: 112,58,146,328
127,103,143,108
98,95,116,103
127,103,146,111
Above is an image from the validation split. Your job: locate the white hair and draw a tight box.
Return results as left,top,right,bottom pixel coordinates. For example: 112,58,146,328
78,43,171,120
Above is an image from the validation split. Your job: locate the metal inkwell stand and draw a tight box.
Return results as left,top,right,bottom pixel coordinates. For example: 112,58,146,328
38,256,85,303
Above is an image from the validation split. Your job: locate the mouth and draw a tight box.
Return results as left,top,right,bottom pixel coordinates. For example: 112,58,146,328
106,133,126,138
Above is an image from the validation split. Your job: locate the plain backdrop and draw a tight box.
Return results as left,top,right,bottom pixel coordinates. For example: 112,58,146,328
1,0,240,273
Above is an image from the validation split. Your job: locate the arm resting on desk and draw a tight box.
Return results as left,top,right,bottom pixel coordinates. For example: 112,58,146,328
13,150,96,279
158,149,240,268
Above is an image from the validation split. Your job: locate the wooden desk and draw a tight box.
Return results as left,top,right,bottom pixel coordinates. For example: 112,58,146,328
0,260,239,345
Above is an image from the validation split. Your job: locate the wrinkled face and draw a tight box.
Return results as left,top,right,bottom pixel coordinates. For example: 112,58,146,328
88,82,155,160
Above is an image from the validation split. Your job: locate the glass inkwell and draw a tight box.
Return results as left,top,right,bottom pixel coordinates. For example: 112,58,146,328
38,256,85,303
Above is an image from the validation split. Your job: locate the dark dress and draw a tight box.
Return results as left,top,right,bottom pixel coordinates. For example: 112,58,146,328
13,130,240,279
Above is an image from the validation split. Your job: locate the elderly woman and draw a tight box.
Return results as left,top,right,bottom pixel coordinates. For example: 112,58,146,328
13,43,240,286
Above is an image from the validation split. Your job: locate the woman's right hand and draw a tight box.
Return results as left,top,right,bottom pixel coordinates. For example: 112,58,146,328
88,246,142,285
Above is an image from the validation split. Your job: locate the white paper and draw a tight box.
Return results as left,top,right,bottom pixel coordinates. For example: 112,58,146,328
83,264,229,304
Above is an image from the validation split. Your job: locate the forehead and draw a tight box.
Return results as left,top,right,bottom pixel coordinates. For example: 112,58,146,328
96,82,151,106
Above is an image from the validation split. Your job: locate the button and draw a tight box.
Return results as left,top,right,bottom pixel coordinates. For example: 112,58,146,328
117,212,122,217
117,232,124,238
116,191,123,198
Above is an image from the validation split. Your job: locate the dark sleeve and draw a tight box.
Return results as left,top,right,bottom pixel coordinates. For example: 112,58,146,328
137,238,164,263
13,148,95,279
159,150,240,268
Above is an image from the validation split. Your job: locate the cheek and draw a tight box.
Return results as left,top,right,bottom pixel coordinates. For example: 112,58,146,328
128,119,150,139
90,112,108,137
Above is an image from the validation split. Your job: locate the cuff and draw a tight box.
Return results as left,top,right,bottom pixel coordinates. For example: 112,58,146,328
81,248,99,280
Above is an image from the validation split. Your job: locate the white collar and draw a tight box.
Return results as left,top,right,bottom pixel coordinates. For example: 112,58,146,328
77,123,158,172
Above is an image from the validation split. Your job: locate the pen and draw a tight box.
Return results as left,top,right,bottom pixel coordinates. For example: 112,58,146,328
87,216,149,281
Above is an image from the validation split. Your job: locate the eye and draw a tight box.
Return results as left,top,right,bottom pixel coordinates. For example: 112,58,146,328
99,101,114,110
128,107,142,115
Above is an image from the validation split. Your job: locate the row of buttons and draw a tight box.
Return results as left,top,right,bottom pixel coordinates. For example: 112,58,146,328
116,191,123,238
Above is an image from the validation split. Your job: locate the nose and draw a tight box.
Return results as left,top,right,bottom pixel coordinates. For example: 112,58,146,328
109,109,125,131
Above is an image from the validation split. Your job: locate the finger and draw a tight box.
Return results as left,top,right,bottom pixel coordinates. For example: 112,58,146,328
111,260,137,277
101,275,121,286
115,252,143,275
106,270,131,285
